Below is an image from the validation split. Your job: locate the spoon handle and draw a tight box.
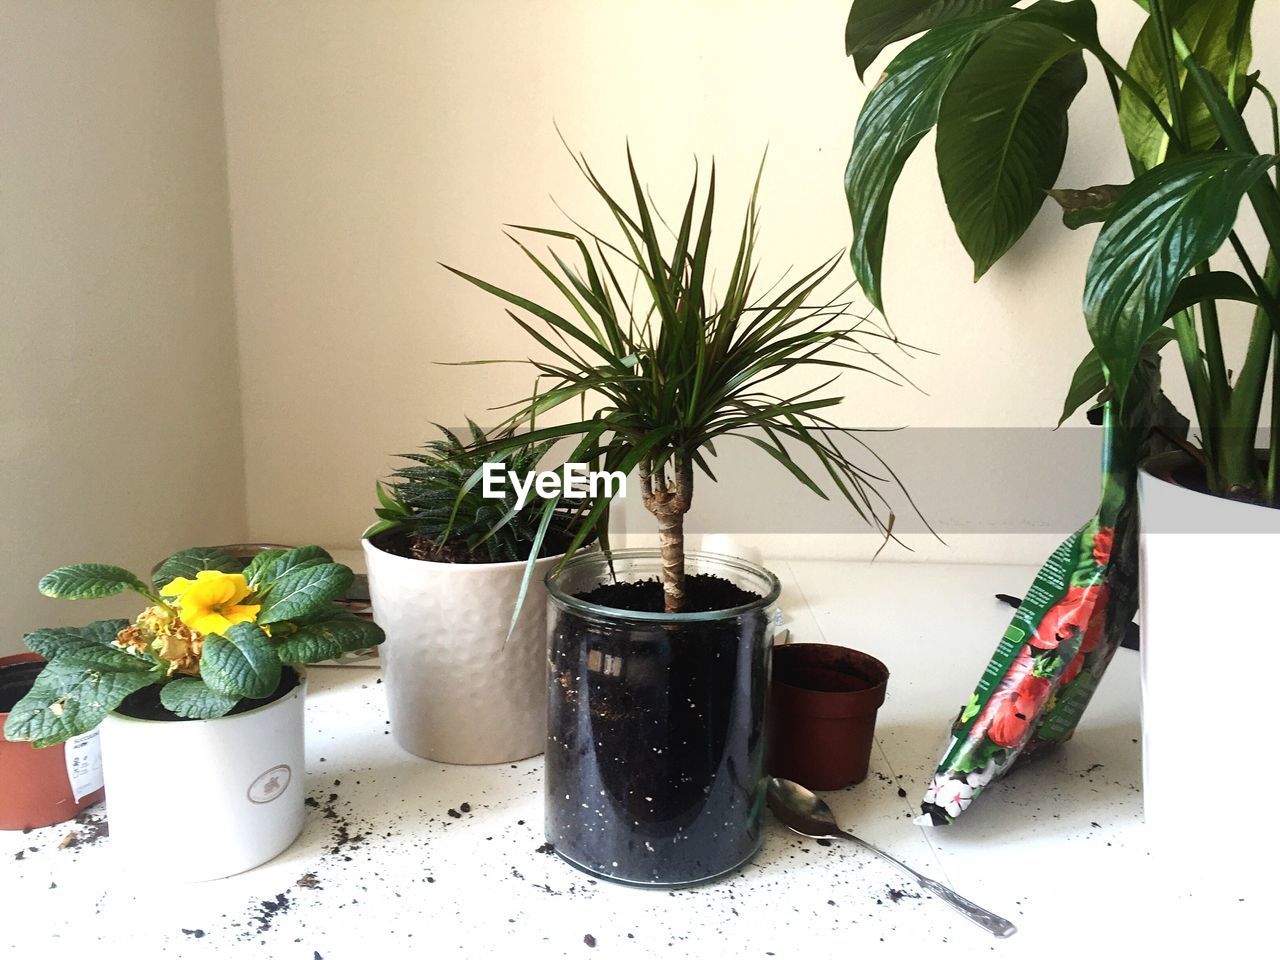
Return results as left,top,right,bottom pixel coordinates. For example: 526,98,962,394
904,872,1017,939
841,832,1017,939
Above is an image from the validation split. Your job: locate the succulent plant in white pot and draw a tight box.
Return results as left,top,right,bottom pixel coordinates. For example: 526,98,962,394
362,421,588,765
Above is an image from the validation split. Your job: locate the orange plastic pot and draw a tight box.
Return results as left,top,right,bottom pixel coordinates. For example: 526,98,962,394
0,652,105,830
767,643,889,791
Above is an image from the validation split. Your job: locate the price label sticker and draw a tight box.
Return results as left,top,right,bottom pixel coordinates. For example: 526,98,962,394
64,729,104,802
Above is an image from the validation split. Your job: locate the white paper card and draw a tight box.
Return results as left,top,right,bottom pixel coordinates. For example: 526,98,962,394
64,729,103,802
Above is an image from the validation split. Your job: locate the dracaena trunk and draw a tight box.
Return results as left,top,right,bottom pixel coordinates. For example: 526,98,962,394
642,455,693,613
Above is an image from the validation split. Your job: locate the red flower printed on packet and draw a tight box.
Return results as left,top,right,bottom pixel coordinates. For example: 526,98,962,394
987,697,1030,749
1028,583,1108,651
1060,651,1086,687
1092,526,1114,565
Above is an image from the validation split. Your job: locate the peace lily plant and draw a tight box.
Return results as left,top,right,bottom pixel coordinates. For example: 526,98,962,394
843,0,1279,856
3,545,383,746
843,0,1279,503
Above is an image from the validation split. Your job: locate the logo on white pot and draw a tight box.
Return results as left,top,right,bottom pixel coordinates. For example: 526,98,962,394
247,764,292,804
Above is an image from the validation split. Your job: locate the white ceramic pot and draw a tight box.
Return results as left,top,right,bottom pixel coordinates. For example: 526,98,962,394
1139,452,1280,873
363,537,567,764
99,669,306,882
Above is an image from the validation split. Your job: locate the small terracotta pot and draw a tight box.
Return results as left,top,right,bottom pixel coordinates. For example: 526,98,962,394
1,653,106,830
767,643,889,791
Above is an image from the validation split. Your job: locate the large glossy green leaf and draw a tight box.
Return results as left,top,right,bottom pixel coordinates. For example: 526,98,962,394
845,9,1013,313
38,563,151,601
936,21,1087,278
200,622,281,699
844,0,1017,79
1164,270,1260,317
1118,0,1253,169
1083,152,1278,397
2,647,159,747
151,547,243,592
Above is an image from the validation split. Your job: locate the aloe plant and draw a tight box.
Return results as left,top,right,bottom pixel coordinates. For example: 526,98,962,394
844,0,1279,505
446,148,923,612
366,420,575,563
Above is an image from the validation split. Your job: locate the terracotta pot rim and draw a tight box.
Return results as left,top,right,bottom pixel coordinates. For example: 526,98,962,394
772,643,889,695
0,652,46,720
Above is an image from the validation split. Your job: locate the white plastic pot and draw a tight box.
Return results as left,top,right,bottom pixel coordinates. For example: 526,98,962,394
1138,452,1280,879
99,669,306,882
363,537,566,764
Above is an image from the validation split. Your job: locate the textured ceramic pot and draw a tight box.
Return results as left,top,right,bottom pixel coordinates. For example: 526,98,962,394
99,668,305,881
363,536,566,764
0,653,106,830
544,550,779,887
768,643,889,791
1139,451,1280,876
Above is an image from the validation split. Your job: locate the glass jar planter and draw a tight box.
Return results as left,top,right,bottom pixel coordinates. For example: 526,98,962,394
544,549,779,886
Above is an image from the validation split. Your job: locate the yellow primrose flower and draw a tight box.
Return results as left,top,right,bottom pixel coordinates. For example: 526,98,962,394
160,570,260,637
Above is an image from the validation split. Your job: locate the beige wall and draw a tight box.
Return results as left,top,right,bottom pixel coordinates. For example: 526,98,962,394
0,1,247,653
4,1,1276,646
216,0,1280,562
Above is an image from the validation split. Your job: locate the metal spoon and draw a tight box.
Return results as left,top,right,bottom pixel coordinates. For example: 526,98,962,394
766,777,1017,939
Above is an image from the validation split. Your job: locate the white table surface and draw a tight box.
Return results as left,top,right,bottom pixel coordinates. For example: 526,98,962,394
1,560,1261,957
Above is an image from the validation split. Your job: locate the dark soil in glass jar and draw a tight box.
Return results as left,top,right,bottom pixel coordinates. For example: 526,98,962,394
545,574,771,886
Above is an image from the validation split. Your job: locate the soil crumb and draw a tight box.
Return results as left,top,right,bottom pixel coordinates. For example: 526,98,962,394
250,892,291,934
59,810,109,850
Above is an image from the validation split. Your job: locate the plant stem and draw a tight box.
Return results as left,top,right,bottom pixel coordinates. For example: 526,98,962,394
641,454,693,612
1255,80,1280,187
1091,47,1184,151
1195,262,1230,416
1220,255,1279,495
1269,333,1279,504
1150,0,1190,152
1170,306,1217,480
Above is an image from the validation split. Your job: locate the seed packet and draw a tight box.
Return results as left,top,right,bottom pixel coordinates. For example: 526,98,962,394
920,351,1186,825
919,517,1114,823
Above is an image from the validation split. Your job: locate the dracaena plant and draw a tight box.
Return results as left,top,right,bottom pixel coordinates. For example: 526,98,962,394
844,0,1280,505
365,419,579,563
3,546,384,746
445,147,924,612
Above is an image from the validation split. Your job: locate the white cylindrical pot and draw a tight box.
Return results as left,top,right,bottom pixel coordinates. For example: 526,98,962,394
1139,453,1280,878
100,669,306,882
364,538,567,764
